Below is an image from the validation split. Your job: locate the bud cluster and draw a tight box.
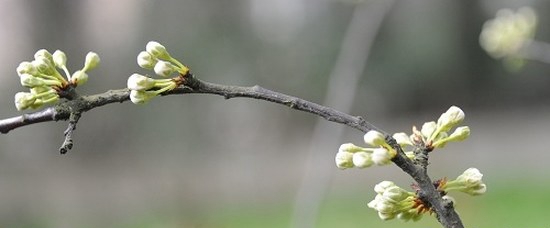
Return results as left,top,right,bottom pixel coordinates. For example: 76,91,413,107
480,7,537,60
368,168,486,222
128,41,189,104
367,181,424,221
335,130,397,169
394,106,470,151
14,49,100,110
440,168,487,196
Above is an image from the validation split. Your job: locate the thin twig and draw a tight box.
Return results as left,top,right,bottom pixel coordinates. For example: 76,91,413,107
0,75,464,228
59,112,81,154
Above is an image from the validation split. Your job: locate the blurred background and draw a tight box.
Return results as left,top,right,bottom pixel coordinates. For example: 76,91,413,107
1,0,549,227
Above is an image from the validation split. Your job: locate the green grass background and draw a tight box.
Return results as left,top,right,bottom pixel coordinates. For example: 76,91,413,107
105,180,549,228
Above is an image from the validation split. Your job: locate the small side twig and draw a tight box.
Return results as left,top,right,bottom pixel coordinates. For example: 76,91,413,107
59,112,81,154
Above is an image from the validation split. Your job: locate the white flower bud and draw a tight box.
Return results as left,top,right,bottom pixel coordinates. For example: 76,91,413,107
52,50,67,68
421,121,437,139
137,51,158,69
154,60,176,77
71,70,88,86
14,92,36,111
443,168,487,196
338,143,363,153
129,90,157,104
392,132,412,146
20,74,45,88
334,151,354,169
372,148,392,165
383,186,410,202
146,41,171,60
364,130,386,146
352,152,373,168
127,73,156,91
447,126,470,142
437,106,465,132
374,181,396,194
83,52,100,72
457,168,483,186
17,61,38,76
34,49,53,63
32,58,54,75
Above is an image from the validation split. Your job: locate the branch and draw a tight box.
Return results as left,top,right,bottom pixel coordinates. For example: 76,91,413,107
0,75,464,228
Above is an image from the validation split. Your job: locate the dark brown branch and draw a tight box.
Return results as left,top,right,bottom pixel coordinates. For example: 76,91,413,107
0,75,464,228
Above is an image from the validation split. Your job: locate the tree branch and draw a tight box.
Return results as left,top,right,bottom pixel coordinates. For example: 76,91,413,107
0,74,464,228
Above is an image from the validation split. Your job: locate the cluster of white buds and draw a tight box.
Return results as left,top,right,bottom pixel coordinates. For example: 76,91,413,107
128,41,189,104
14,49,100,110
479,7,537,69
367,181,425,221
335,130,397,169
440,168,487,196
393,106,470,151
480,7,536,59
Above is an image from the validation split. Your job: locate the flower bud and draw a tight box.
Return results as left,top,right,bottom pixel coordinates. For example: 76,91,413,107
334,151,354,169
338,143,363,153
129,90,157,104
443,168,487,196
447,126,470,142
83,52,100,72
14,92,36,111
127,73,156,91
34,49,53,63
420,121,437,139
383,186,410,202
52,50,67,69
437,106,465,132
20,74,45,88
146,41,171,60
364,130,386,146
372,147,392,165
71,70,89,86
352,152,373,168
32,58,55,75
392,132,412,146
154,60,176,77
17,61,38,76
374,181,396,194
137,51,158,69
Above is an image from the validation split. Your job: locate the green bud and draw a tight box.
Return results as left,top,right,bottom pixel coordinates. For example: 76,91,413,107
34,49,53,63
32,58,55,75
71,70,89,86
52,50,67,68
334,151,354,169
364,130,386,147
447,126,470,142
421,121,437,139
352,152,373,168
129,90,157,104
437,106,465,132
14,92,36,111
17,61,38,76
392,132,412,146
83,52,100,72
